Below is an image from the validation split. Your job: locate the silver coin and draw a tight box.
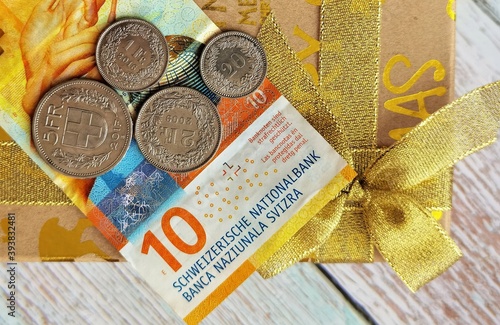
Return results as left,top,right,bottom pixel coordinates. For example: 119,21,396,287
200,31,267,98
96,18,168,92
135,87,221,173
32,79,133,178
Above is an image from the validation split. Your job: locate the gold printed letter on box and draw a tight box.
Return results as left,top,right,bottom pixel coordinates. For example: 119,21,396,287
202,0,226,11
293,25,320,84
294,26,320,61
447,0,456,20
260,0,271,23
201,0,227,27
239,7,258,25
39,218,108,260
383,55,447,140
383,55,446,94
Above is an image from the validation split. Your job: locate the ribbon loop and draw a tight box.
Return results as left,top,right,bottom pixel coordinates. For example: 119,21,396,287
366,191,462,291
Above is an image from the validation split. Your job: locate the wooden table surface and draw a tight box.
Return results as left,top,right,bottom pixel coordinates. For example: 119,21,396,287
2,1,499,324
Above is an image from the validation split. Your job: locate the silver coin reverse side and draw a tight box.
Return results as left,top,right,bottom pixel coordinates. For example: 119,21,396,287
32,79,133,178
200,31,267,98
96,18,168,92
135,87,221,173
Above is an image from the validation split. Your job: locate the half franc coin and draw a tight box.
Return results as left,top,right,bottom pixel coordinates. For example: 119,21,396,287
135,87,222,173
32,79,133,178
96,18,169,91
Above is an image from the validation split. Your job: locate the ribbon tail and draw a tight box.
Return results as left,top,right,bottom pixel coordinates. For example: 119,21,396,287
257,194,346,278
366,191,462,291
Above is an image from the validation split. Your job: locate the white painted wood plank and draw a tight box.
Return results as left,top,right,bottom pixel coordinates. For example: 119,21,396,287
455,0,500,95
474,0,500,23
0,262,366,324
322,1,500,324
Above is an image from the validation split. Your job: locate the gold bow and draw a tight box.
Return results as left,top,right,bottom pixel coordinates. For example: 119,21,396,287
256,7,500,291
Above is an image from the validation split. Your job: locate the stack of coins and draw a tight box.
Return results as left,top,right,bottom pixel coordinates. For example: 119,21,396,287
32,18,267,178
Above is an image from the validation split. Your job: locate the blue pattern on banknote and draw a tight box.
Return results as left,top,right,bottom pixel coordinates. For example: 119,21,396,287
94,161,180,237
169,41,219,103
128,187,185,243
89,177,111,206
89,140,144,205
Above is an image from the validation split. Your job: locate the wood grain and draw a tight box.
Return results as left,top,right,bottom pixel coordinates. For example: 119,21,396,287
474,0,500,24
0,262,366,324
322,1,500,324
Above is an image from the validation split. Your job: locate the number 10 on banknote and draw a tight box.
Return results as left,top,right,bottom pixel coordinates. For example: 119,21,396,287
91,79,356,324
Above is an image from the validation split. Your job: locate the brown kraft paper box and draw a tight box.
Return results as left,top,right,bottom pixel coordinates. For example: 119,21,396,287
0,0,454,261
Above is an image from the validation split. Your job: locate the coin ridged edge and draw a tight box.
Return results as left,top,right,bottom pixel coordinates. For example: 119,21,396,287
32,79,133,179
200,31,268,99
135,87,222,173
96,18,169,92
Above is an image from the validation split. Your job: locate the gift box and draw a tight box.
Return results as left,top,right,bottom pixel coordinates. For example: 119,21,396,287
3,0,500,299
0,0,454,264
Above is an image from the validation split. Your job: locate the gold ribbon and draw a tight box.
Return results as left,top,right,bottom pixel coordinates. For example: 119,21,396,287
0,140,72,206
257,8,500,291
